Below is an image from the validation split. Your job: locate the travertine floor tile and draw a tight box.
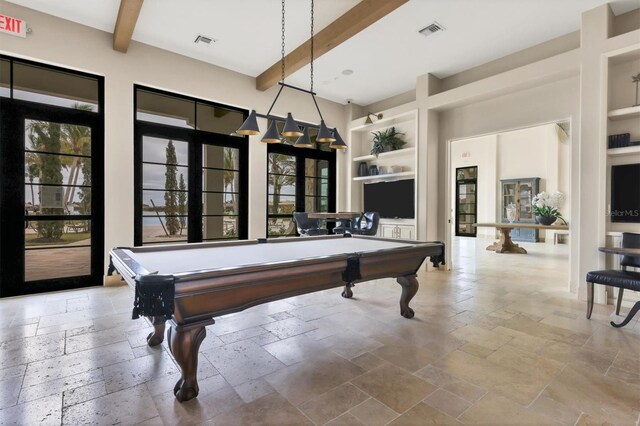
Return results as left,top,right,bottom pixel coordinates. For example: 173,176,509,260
423,388,472,418
459,393,561,425
264,352,365,406
22,341,134,387
62,384,157,426
542,363,640,425
350,363,435,413
388,402,461,425
203,339,285,386
19,368,103,404
371,342,438,372
348,398,398,426
298,383,369,425
263,334,331,366
529,395,582,426
233,377,275,403
325,412,365,426
102,351,178,393
261,317,317,339
211,392,312,425
0,394,62,426
62,381,107,408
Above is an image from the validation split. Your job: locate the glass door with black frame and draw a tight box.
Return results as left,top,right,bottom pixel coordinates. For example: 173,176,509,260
455,166,477,237
0,108,103,297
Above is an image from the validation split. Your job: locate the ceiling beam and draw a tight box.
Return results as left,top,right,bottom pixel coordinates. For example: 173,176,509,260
113,0,144,53
255,0,408,91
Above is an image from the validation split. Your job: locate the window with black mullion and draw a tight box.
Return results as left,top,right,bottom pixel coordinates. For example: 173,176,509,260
134,85,248,246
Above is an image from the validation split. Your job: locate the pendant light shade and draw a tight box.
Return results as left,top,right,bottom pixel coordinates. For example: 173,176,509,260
261,121,282,143
281,113,303,137
316,120,335,142
329,128,347,150
237,110,260,135
293,127,313,148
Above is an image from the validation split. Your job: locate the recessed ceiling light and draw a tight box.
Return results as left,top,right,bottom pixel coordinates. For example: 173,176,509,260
341,69,354,76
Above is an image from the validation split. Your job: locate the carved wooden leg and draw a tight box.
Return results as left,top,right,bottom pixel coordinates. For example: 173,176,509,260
341,283,354,298
616,288,624,316
146,316,166,346
168,323,206,402
586,282,594,319
397,275,419,319
486,228,527,254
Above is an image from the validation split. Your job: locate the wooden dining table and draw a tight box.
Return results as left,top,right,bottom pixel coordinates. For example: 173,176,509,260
474,222,569,254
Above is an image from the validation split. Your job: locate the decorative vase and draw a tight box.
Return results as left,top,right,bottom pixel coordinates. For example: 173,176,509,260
535,215,556,226
369,165,379,175
506,203,516,223
358,162,368,177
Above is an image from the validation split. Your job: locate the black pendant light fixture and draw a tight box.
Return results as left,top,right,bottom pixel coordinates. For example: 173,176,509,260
329,128,347,150
236,0,345,150
294,127,313,148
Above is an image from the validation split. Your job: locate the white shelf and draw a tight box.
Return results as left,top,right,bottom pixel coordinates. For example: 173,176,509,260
352,147,416,163
353,171,415,182
608,106,640,121
607,145,640,156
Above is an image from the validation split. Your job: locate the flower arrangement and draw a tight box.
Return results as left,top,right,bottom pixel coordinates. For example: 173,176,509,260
532,191,567,225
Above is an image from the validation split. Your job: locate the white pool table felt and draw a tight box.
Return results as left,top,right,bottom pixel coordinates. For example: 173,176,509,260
125,238,418,275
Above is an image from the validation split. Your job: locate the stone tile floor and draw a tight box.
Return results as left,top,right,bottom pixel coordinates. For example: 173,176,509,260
0,238,639,425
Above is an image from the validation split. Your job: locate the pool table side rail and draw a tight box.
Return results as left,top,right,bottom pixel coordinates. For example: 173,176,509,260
110,236,442,283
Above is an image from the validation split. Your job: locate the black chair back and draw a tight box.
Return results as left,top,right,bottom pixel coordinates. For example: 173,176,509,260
293,212,322,236
356,212,380,236
621,232,640,269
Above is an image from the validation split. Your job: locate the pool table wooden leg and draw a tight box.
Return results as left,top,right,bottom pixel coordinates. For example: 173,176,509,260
397,275,419,319
146,316,166,346
341,283,354,298
168,323,206,402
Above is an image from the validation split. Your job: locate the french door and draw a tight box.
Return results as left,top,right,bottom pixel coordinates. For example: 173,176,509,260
0,100,104,296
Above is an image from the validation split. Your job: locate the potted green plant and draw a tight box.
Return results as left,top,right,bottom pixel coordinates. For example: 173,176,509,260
370,127,406,157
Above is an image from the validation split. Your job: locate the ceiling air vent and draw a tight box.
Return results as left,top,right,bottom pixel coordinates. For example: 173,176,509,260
194,35,215,45
418,21,445,37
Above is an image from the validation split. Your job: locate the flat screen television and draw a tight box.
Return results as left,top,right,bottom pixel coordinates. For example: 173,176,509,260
363,179,414,219
611,163,640,223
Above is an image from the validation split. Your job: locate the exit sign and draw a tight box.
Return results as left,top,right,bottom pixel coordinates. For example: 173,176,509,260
0,14,26,38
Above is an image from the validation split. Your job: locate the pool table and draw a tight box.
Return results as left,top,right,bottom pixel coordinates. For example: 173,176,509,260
108,234,445,402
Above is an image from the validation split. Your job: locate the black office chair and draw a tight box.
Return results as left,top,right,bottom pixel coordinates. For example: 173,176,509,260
586,232,640,328
293,212,328,237
351,212,380,236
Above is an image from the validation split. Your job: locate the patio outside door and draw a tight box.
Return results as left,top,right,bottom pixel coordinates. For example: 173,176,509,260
0,101,104,296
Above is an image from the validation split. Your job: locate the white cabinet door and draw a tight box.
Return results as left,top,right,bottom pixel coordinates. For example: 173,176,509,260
398,226,413,240
380,224,396,239
379,224,414,239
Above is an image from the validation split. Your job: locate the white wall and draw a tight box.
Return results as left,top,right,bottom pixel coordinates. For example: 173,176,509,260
450,123,570,241
450,135,497,238
439,76,579,259
0,1,349,279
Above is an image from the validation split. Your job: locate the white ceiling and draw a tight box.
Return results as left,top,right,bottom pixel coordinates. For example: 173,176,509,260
6,0,640,105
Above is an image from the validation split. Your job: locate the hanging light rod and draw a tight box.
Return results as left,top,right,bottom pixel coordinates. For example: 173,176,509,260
236,0,344,149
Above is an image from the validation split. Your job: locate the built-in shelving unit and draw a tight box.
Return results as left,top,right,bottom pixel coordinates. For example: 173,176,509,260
603,45,640,308
607,145,640,157
347,106,419,239
607,105,640,121
352,147,416,163
352,171,415,182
